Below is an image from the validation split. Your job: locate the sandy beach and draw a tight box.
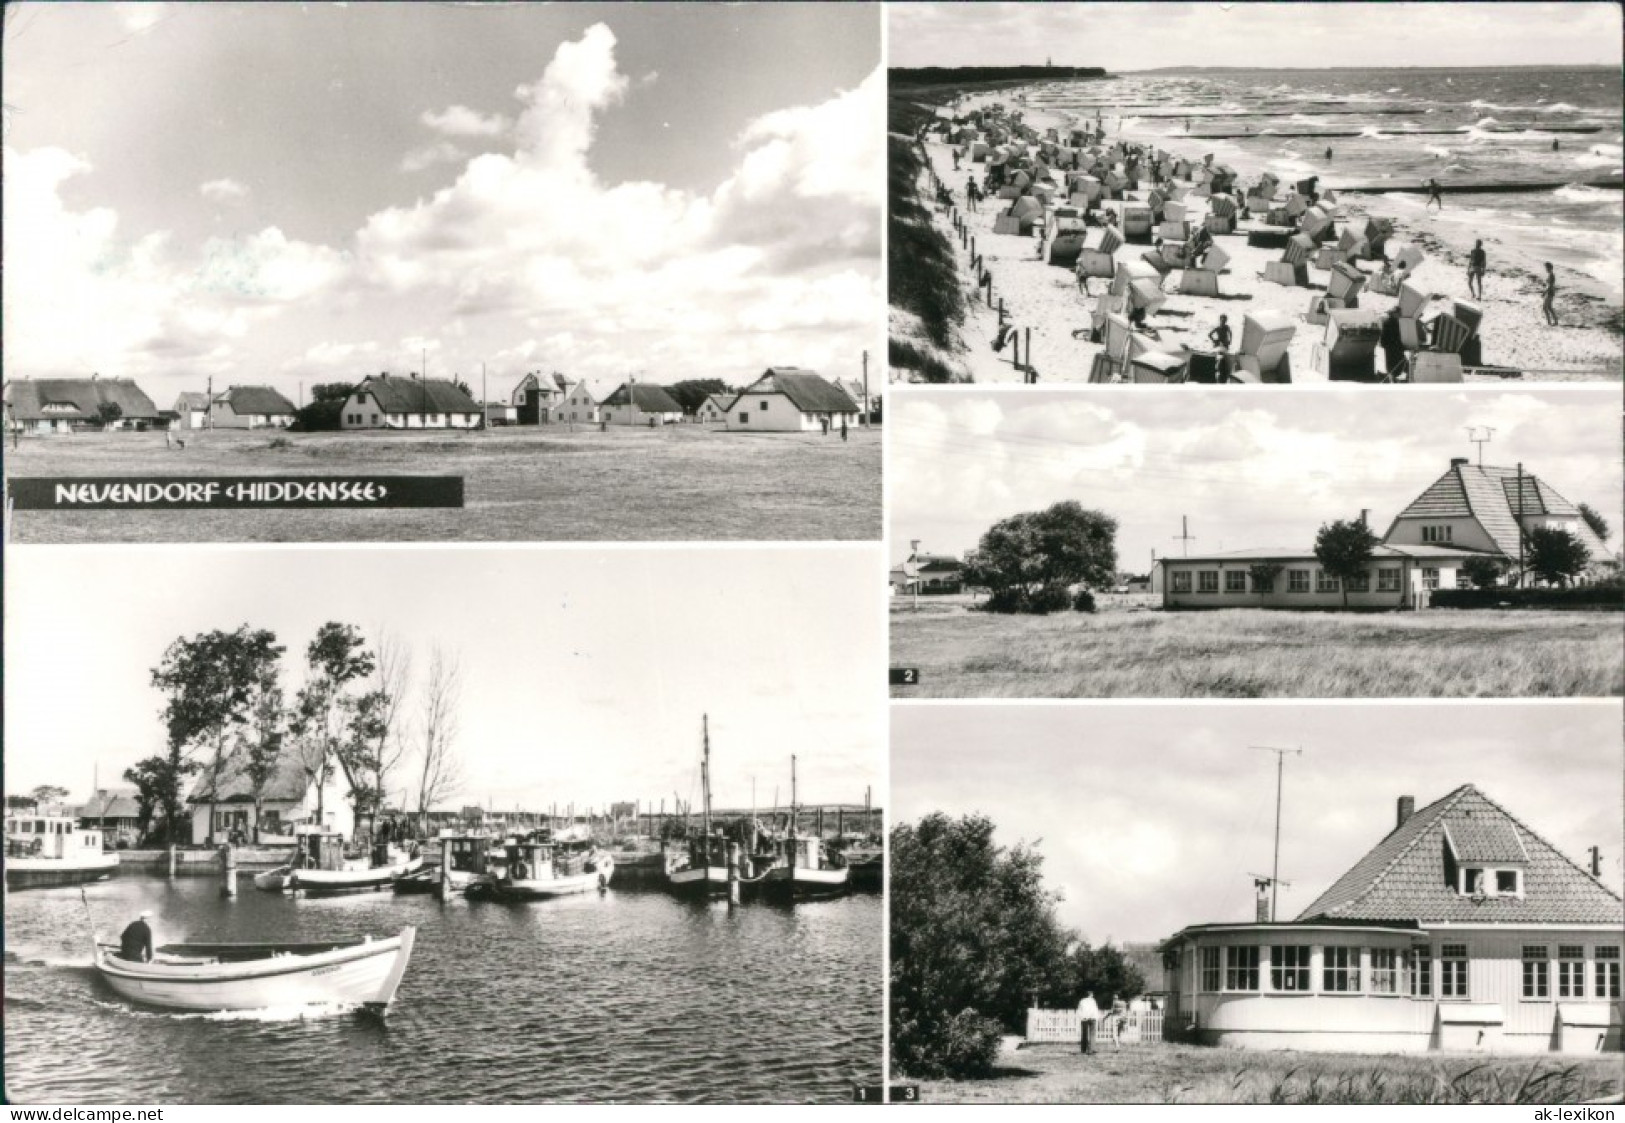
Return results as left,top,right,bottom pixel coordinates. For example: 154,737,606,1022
893,91,1623,384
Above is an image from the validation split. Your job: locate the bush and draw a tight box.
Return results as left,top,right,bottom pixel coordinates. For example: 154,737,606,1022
1072,589,1097,613
1431,584,1624,610
267,436,292,450
930,1009,1005,1079
981,583,1073,615
290,399,345,432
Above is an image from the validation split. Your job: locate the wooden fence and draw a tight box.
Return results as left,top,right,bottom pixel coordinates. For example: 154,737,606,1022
1025,1007,1166,1044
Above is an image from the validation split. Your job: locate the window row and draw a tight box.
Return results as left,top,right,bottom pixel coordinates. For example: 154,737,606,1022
1196,944,1622,1000
1170,568,1403,595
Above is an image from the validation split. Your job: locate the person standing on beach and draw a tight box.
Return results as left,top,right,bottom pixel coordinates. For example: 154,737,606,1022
1325,146,1333,161
1467,239,1487,301
1380,306,1406,379
1425,177,1443,209
965,176,979,213
1542,262,1559,326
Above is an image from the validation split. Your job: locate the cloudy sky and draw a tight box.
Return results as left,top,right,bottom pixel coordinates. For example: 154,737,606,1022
5,546,884,816
893,702,1623,944
2,3,880,405
889,389,1621,574
889,3,1622,70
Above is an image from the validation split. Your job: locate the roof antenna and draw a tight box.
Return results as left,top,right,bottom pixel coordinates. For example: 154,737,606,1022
1174,516,1196,558
1251,745,1302,922
1465,426,1494,468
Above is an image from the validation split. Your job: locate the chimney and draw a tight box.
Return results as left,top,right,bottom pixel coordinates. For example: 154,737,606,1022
1396,795,1415,830
1450,457,1469,468
1359,508,1369,528
1254,878,1271,923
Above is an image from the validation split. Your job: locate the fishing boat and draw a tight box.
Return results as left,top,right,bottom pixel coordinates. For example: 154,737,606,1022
837,835,884,892
92,928,417,1013
254,827,351,893
482,827,614,901
664,715,730,898
289,838,422,898
4,812,119,890
759,756,850,901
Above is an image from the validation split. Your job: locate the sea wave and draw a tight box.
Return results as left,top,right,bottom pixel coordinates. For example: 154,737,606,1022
1554,184,1623,205
1540,102,1580,113
1359,126,1386,138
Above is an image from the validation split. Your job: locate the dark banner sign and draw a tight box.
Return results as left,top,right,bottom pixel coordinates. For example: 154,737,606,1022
8,476,464,511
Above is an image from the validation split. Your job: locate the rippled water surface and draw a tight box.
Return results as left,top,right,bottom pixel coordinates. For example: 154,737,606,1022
4,875,882,1103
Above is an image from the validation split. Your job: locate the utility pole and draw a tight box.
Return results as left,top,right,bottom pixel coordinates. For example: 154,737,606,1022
1516,461,1525,588
861,349,870,428
482,362,488,432
1175,517,1196,558
1250,745,1301,922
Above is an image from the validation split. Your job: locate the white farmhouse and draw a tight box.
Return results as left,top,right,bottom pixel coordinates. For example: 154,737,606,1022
724,368,860,433
696,394,731,424
172,392,212,431
599,382,684,426
185,744,354,846
339,375,482,430
210,385,297,430
550,377,620,425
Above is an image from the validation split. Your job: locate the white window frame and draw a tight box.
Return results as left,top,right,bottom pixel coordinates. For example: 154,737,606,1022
1224,570,1247,593
1198,570,1219,594
1377,567,1401,592
1288,569,1310,593
1410,949,1432,997
1521,945,1550,1000
1270,945,1311,992
1315,571,1340,594
1322,946,1361,993
1557,946,1586,999
1171,571,1192,593
1370,948,1400,995
1440,943,1469,999
1224,945,1260,993
1199,945,1221,993
1595,947,1620,999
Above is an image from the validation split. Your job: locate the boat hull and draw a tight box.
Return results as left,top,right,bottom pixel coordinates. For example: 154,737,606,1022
292,857,423,898
253,866,293,892
94,928,417,1013
491,864,612,901
762,865,850,900
5,854,119,890
665,865,729,897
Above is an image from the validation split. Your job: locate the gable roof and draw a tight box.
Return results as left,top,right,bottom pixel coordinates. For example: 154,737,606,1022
217,385,296,415
738,368,859,413
74,789,142,821
174,392,212,412
700,394,731,412
559,377,620,404
185,745,311,805
602,383,683,412
1296,785,1622,926
1387,461,1610,558
5,378,160,422
358,376,480,415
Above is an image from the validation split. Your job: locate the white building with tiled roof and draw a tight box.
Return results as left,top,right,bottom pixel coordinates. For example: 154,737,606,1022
1163,786,1623,1054
1156,457,1614,609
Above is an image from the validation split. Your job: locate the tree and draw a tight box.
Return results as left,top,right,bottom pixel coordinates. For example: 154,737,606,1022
414,644,466,834
95,401,123,427
5,794,36,813
1247,562,1284,598
1578,502,1611,544
962,502,1118,615
240,669,286,844
124,755,197,845
1461,555,1509,590
1069,942,1147,1009
1525,527,1591,587
336,631,410,840
891,812,1077,1078
28,784,70,811
1313,519,1379,608
288,623,376,832
290,383,355,432
150,626,285,846
666,379,732,415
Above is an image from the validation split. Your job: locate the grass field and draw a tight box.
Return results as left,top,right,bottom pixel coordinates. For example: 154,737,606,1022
889,605,1623,698
3,425,880,543
908,1043,1624,1105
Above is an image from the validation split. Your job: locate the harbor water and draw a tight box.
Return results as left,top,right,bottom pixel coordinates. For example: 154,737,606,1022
3,874,882,1103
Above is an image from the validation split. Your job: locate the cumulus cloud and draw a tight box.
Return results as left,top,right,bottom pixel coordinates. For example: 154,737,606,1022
421,105,512,138
199,177,249,203
400,140,466,173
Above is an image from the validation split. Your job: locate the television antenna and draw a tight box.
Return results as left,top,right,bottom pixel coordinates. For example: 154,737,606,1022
1465,426,1495,467
1174,516,1197,558
1250,745,1302,922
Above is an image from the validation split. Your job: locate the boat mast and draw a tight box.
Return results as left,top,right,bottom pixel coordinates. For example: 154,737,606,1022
701,714,712,844
790,754,798,838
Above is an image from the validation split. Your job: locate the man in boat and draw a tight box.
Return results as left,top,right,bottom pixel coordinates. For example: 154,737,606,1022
120,911,154,963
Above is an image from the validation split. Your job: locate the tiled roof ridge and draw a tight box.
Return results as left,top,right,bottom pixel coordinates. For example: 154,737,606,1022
1321,784,1474,918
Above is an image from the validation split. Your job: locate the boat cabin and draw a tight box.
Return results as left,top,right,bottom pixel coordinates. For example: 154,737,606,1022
6,813,105,860
292,828,350,871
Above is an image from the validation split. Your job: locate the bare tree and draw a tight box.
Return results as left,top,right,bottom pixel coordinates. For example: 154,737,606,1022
415,644,465,834
348,629,412,842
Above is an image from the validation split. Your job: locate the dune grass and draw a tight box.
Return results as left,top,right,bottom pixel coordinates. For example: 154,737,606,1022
889,606,1622,698
4,425,881,543
907,1043,1624,1105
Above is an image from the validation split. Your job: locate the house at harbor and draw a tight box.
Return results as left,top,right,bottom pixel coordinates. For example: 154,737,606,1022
4,377,161,433
73,788,143,845
599,382,684,427
184,746,354,845
210,385,297,430
724,368,860,433
339,374,481,431
1163,785,1622,1054
1156,458,1612,609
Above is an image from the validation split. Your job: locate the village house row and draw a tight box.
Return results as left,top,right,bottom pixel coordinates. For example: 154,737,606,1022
2,367,877,435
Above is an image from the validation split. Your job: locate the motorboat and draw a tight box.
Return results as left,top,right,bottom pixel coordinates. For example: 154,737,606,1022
395,832,499,895
93,928,416,1013
4,812,119,890
481,829,614,901
760,834,850,901
290,839,422,898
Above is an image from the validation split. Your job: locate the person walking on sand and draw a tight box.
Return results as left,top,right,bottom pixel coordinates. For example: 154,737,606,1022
1467,239,1487,301
1425,177,1444,209
953,147,961,171
1074,258,1093,298
840,417,848,442
1542,262,1559,326
965,176,979,213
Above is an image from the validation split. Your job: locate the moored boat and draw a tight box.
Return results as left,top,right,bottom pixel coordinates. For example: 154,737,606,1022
291,840,422,898
760,834,851,901
484,829,614,901
92,928,416,1013
663,715,730,898
5,813,119,890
